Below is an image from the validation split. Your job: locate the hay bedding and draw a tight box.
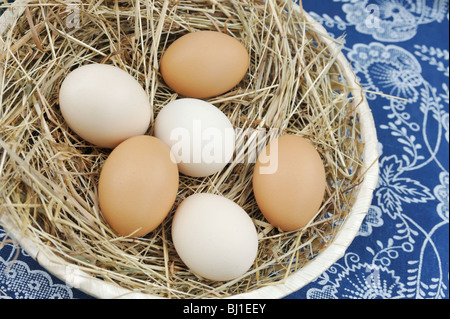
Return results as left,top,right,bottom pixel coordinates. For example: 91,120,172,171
0,0,365,298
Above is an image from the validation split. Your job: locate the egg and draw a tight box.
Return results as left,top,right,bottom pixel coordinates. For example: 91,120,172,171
252,134,326,232
160,31,249,99
98,135,179,237
171,193,258,281
154,98,235,177
59,64,151,148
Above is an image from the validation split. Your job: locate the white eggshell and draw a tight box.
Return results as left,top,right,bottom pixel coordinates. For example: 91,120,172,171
59,64,151,148
171,193,258,281
154,98,235,177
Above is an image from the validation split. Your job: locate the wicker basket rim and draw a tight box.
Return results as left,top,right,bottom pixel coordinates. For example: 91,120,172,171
0,0,380,299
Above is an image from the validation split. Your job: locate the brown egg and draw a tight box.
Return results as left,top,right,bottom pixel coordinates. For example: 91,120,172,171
98,135,179,237
160,31,249,99
252,135,326,232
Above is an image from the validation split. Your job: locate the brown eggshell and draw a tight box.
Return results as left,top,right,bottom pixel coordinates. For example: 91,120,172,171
98,135,179,237
252,135,326,232
160,31,249,99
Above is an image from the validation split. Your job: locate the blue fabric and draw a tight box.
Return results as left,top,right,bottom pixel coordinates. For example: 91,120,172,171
1,0,448,299
286,0,449,299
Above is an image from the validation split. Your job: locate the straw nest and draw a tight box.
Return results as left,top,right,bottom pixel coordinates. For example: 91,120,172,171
0,0,369,298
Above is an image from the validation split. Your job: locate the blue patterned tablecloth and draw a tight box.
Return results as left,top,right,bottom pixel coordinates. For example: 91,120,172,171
1,0,448,300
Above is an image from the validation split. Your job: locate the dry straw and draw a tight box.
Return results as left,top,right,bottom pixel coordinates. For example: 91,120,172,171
0,0,378,298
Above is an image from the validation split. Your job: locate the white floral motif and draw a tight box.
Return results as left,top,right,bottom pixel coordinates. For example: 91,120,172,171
306,255,406,299
342,0,449,42
376,155,434,219
334,263,406,299
0,228,74,299
434,171,449,222
358,205,384,237
443,112,449,142
349,43,448,175
348,42,424,102
414,45,450,77
0,256,74,299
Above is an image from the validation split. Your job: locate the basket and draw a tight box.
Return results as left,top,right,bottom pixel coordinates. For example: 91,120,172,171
0,0,379,299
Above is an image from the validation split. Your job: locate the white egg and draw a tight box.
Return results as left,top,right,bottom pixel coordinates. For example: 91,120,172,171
154,98,235,177
171,193,258,281
59,64,151,148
